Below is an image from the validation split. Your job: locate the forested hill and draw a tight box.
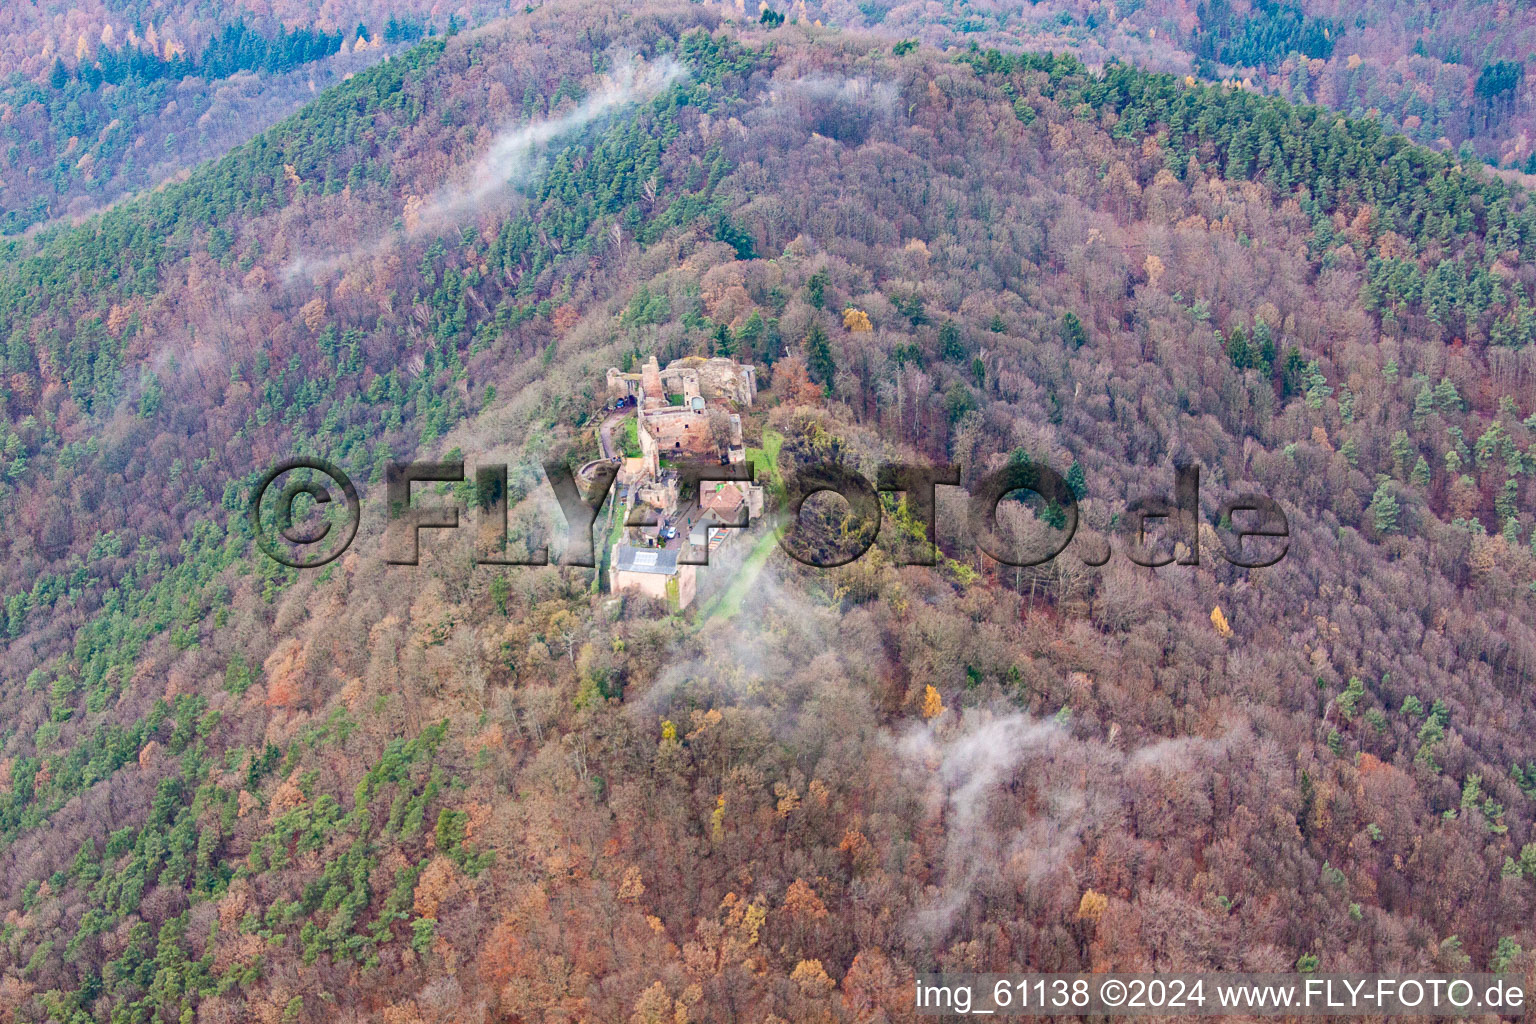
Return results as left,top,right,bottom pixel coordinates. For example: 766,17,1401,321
0,0,527,233
11,0,1536,237
818,0,1536,173
2,3,1536,1022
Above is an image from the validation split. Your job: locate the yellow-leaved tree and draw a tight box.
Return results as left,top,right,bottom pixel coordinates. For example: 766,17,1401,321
921,684,944,719
1078,889,1109,923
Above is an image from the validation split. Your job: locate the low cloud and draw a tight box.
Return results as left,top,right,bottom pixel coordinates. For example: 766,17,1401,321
898,709,1241,941
899,712,1071,938
415,55,684,227
282,54,684,284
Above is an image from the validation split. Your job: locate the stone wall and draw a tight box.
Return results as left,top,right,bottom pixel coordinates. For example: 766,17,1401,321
608,356,756,407
660,357,756,406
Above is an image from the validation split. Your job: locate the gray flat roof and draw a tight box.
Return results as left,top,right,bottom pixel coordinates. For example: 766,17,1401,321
615,544,680,575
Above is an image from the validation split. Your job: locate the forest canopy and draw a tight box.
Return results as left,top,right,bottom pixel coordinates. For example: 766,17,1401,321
0,3,1534,1022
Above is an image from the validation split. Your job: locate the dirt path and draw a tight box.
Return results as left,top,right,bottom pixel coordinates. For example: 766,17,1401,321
598,409,630,460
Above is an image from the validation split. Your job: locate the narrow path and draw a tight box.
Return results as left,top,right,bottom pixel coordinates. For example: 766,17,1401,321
598,408,630,460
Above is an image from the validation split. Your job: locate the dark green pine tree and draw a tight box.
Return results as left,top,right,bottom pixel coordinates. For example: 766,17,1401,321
1067,461,1088,500
806,269,829,310
1225,325,1253,370
712,322,735,357
1060,311,1087,350
805,322,835,387
1369,481,1400,535
737,310,766,363
939,320,965,361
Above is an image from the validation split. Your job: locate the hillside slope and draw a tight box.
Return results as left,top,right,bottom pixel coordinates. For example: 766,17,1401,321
1,4,1536,1022
831,0,1536,171
7,0,1533,236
